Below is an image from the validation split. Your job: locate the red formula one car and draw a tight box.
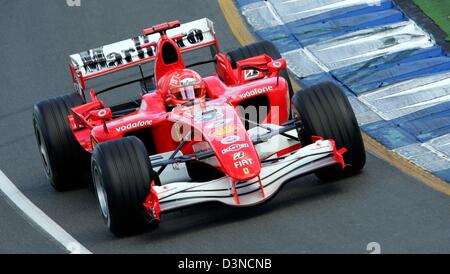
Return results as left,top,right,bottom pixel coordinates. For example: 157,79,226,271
33,18,365,236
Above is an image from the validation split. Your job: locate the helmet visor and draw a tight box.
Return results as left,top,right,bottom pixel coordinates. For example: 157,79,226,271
172,86,204,101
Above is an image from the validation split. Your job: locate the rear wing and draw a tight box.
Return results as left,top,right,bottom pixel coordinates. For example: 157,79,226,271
69,18,218,95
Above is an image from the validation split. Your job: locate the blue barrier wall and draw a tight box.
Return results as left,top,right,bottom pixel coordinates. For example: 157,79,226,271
236,0,450,182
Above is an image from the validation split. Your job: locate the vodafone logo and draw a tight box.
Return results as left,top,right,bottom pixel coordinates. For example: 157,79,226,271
97,109,108,117
240,86,273,99
272,61,282,68
115,120,152,133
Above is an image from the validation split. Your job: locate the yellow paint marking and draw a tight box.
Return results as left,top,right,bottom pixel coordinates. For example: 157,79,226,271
218,0,255,45
363,134,450,195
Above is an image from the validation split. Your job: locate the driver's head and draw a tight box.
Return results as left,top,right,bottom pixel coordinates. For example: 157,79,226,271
168,69,206,105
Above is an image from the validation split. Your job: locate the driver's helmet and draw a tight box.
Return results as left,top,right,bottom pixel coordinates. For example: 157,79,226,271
168,69,206,105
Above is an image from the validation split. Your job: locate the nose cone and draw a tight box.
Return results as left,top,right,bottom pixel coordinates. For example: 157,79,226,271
192,103,262,181
205,127,261,181
170,102,262,182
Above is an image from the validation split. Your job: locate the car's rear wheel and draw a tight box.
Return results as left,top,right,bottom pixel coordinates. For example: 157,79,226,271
91,136,159,237
32,93,90,191
291,82,366,180
228,40,294,124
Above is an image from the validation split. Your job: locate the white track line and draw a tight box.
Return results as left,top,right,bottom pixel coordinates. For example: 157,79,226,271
0,170,92,254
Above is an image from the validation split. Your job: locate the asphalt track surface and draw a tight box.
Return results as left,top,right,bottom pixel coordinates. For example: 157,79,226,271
0,0,449,254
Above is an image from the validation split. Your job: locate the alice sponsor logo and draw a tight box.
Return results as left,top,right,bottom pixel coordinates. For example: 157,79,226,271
240,86,273,99
115,120,152,133
221,143,249,154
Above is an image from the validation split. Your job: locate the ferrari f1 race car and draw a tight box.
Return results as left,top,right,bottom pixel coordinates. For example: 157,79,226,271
33,18,366,236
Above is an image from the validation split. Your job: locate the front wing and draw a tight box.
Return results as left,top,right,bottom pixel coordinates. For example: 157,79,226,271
153,139,345,213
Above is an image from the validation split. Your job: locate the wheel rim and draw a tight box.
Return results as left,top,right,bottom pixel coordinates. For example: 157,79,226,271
93,164,110,222
33,119,51,176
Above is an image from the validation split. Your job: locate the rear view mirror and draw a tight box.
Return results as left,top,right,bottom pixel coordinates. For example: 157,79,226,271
90,108,112,121
267,58,287,74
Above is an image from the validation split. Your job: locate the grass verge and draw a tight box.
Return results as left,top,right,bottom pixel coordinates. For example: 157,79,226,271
413,0,450,41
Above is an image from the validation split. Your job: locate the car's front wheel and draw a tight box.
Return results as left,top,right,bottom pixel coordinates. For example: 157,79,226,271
291,82,366,180
91,136,160,237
